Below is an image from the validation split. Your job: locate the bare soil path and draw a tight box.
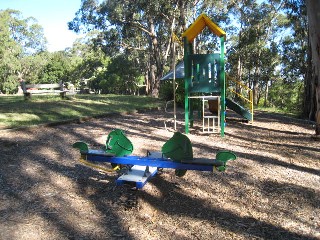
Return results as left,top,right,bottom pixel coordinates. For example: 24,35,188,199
1,110,319,240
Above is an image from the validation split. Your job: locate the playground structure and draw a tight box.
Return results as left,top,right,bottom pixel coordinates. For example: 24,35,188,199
73,129,236,189
183,14,227,136
162,14,253,136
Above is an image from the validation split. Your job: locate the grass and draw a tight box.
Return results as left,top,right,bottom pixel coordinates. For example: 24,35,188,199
0,94,164,129
255,106,302,118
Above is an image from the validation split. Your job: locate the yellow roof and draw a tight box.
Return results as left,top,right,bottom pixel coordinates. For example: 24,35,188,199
182,13,226,42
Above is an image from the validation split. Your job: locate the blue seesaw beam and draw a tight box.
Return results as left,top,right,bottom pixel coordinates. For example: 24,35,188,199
80,149,224,172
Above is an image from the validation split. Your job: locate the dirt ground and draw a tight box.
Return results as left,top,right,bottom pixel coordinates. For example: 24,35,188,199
1,109,320,240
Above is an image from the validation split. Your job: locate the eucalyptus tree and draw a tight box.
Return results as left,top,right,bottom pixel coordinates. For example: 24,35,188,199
97,53,143,94
0,10,22,93
39,51,72,84
305,0,320,136
0,9,47,93
68,35,112,91
227,0,284,106
278,0,308,115
69,0,180,96
18,51,50,84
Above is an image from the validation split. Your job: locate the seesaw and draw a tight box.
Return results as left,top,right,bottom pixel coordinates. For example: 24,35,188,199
73,129,236,189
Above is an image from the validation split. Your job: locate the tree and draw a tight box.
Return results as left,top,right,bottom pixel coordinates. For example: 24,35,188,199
68,35,111,89
69,0,176,96
305,0,320,136
280,0,310,117
6,11,46,54
69,0,227,97
40,51,72,84
227,0,285,106
0,9,47,93
97,54,143,94
18,52,50,84
0,10,22,93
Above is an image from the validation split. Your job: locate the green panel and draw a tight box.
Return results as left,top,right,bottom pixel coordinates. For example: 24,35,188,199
184,35,226,137
188,54,221,94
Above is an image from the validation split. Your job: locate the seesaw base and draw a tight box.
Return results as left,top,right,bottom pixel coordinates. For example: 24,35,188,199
116,165,158,189
116,152,161,189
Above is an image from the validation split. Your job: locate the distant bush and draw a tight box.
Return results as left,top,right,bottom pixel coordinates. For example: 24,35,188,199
159,79,185,107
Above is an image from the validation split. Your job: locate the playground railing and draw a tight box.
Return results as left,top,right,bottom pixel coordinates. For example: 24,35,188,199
227,77,254,122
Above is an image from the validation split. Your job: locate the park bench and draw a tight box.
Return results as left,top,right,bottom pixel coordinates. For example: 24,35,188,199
20,81,71,99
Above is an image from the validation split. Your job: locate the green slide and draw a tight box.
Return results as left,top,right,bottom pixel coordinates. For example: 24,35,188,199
226,98,252,121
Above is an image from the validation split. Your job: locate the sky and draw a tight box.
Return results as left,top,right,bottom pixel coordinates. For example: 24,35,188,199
0,0,83,52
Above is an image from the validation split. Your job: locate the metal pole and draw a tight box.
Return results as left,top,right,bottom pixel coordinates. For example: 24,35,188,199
184,37,190,134
220,36,225,137
172,36,177,130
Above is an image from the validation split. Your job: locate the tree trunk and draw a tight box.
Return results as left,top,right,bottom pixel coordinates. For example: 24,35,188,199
144,69,150,95
303,43,315,119
306,0,320,136
316,86,320,135
235,56,242,102
147,17,165,98
264,81,269,107
147,17,158,97
237,56,242,82
253,66,260,106
178,0,187,33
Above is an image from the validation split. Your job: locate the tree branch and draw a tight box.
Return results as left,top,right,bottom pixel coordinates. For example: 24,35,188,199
118,18,153,36
120,42,146,51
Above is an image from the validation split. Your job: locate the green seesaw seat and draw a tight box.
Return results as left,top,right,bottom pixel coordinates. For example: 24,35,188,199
162,131,236,175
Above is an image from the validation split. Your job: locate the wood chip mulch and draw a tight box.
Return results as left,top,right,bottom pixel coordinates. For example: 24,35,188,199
0,110,319,240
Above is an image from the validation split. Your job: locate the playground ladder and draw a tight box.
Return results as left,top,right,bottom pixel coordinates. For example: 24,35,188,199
202,96,220,133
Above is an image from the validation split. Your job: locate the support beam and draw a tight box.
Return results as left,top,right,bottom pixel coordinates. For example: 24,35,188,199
220,36,226,137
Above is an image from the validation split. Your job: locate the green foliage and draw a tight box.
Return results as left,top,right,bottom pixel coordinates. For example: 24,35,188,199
0,11,21,93
268,80,303,113
226,1,285,106
86,53,143,95
19,52,49,84
0,9,47,93
40,51,71,84
159,79,185,107
2,75,18,94
68,38,111,89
